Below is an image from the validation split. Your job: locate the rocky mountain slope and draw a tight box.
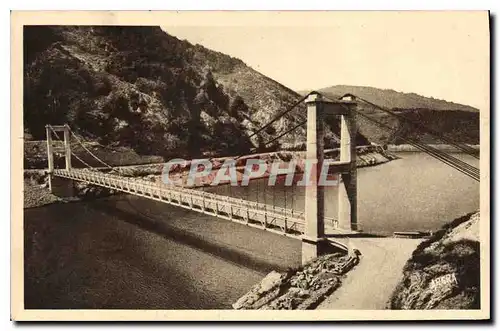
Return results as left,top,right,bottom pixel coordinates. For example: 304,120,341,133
300,85,480,145
24,26,369,162
389,212,480,309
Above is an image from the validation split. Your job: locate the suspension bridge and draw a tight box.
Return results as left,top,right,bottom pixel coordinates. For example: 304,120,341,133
44,92,480,264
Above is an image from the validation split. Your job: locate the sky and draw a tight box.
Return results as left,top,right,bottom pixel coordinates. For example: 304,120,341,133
161,11,489,110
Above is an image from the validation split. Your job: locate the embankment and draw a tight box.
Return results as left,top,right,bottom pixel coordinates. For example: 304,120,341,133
24,170,63,208
24,170,117,209
388,211,480,309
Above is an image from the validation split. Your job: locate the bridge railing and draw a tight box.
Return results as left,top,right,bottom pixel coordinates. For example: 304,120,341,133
52,169,339,231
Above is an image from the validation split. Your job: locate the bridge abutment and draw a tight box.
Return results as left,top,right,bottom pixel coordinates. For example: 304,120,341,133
49,175,76,197
302,93,358,264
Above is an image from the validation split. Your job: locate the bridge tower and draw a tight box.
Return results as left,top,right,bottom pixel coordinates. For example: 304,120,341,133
302,93,358,264
45,124,75,197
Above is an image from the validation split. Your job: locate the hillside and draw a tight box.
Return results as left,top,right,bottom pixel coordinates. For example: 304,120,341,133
299,85,479,145
24,26,369,163
389,212,480,310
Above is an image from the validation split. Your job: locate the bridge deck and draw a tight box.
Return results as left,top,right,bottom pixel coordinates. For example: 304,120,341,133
53,169,341,239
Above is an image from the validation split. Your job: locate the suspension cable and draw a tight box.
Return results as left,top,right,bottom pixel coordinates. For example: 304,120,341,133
351,110,479,181
405,138,479,179
209,93,314,172
251,120,307,154
356,111,479,176
325,94,479,177
351,95,479,159
352,109,479,175
48,126,95,169
67,127,114,169
247,93,312,140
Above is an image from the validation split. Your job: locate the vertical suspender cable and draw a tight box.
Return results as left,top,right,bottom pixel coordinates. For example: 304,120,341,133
291,128,296,212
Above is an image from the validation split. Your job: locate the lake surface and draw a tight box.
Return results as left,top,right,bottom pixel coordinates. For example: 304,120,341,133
206,152,479,234
24,152,479,309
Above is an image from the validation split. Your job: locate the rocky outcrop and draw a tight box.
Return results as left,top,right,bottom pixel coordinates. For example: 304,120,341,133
233,250,360,310
388,212,480,309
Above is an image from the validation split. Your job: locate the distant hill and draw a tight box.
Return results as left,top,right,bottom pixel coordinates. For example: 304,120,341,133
308,85,478,112
24,25,477,161
23,26,369,162
298,85,479,145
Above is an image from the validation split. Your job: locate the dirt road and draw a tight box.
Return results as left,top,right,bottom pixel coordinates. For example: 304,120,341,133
318,237,422,310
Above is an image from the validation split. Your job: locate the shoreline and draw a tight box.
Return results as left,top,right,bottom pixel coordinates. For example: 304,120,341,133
386,144,479,153
159,145,397,188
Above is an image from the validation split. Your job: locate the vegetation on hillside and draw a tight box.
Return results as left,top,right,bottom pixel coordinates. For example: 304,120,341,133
389,212,480,310
26,26,477,160
24,26,369,162
25,26,254,159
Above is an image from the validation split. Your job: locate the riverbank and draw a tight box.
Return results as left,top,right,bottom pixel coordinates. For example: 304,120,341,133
233,210,481,310
22,153,480,309
24,170,117,209
24,140,164,169
24,171,63,208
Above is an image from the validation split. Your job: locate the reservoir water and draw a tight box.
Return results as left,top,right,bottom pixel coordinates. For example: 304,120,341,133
24,152,479,309
206,152,479,234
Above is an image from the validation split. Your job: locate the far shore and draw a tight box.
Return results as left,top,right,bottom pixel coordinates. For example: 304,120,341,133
23,145,397,208
386,144,480,153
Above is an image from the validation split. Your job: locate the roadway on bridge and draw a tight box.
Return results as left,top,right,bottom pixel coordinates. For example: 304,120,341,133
318,237,422,310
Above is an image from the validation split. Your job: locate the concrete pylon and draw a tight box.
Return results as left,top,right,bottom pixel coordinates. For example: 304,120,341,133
63,124,72,171
338,104,358,231
302,93,326,265
46,124,75,197
301,94,358,265
45,125,54,192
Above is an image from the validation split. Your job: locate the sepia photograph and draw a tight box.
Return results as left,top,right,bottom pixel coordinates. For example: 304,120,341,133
10,10,490,321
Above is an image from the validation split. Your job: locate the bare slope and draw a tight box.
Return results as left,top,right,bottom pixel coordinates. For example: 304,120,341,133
299,85,479,145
